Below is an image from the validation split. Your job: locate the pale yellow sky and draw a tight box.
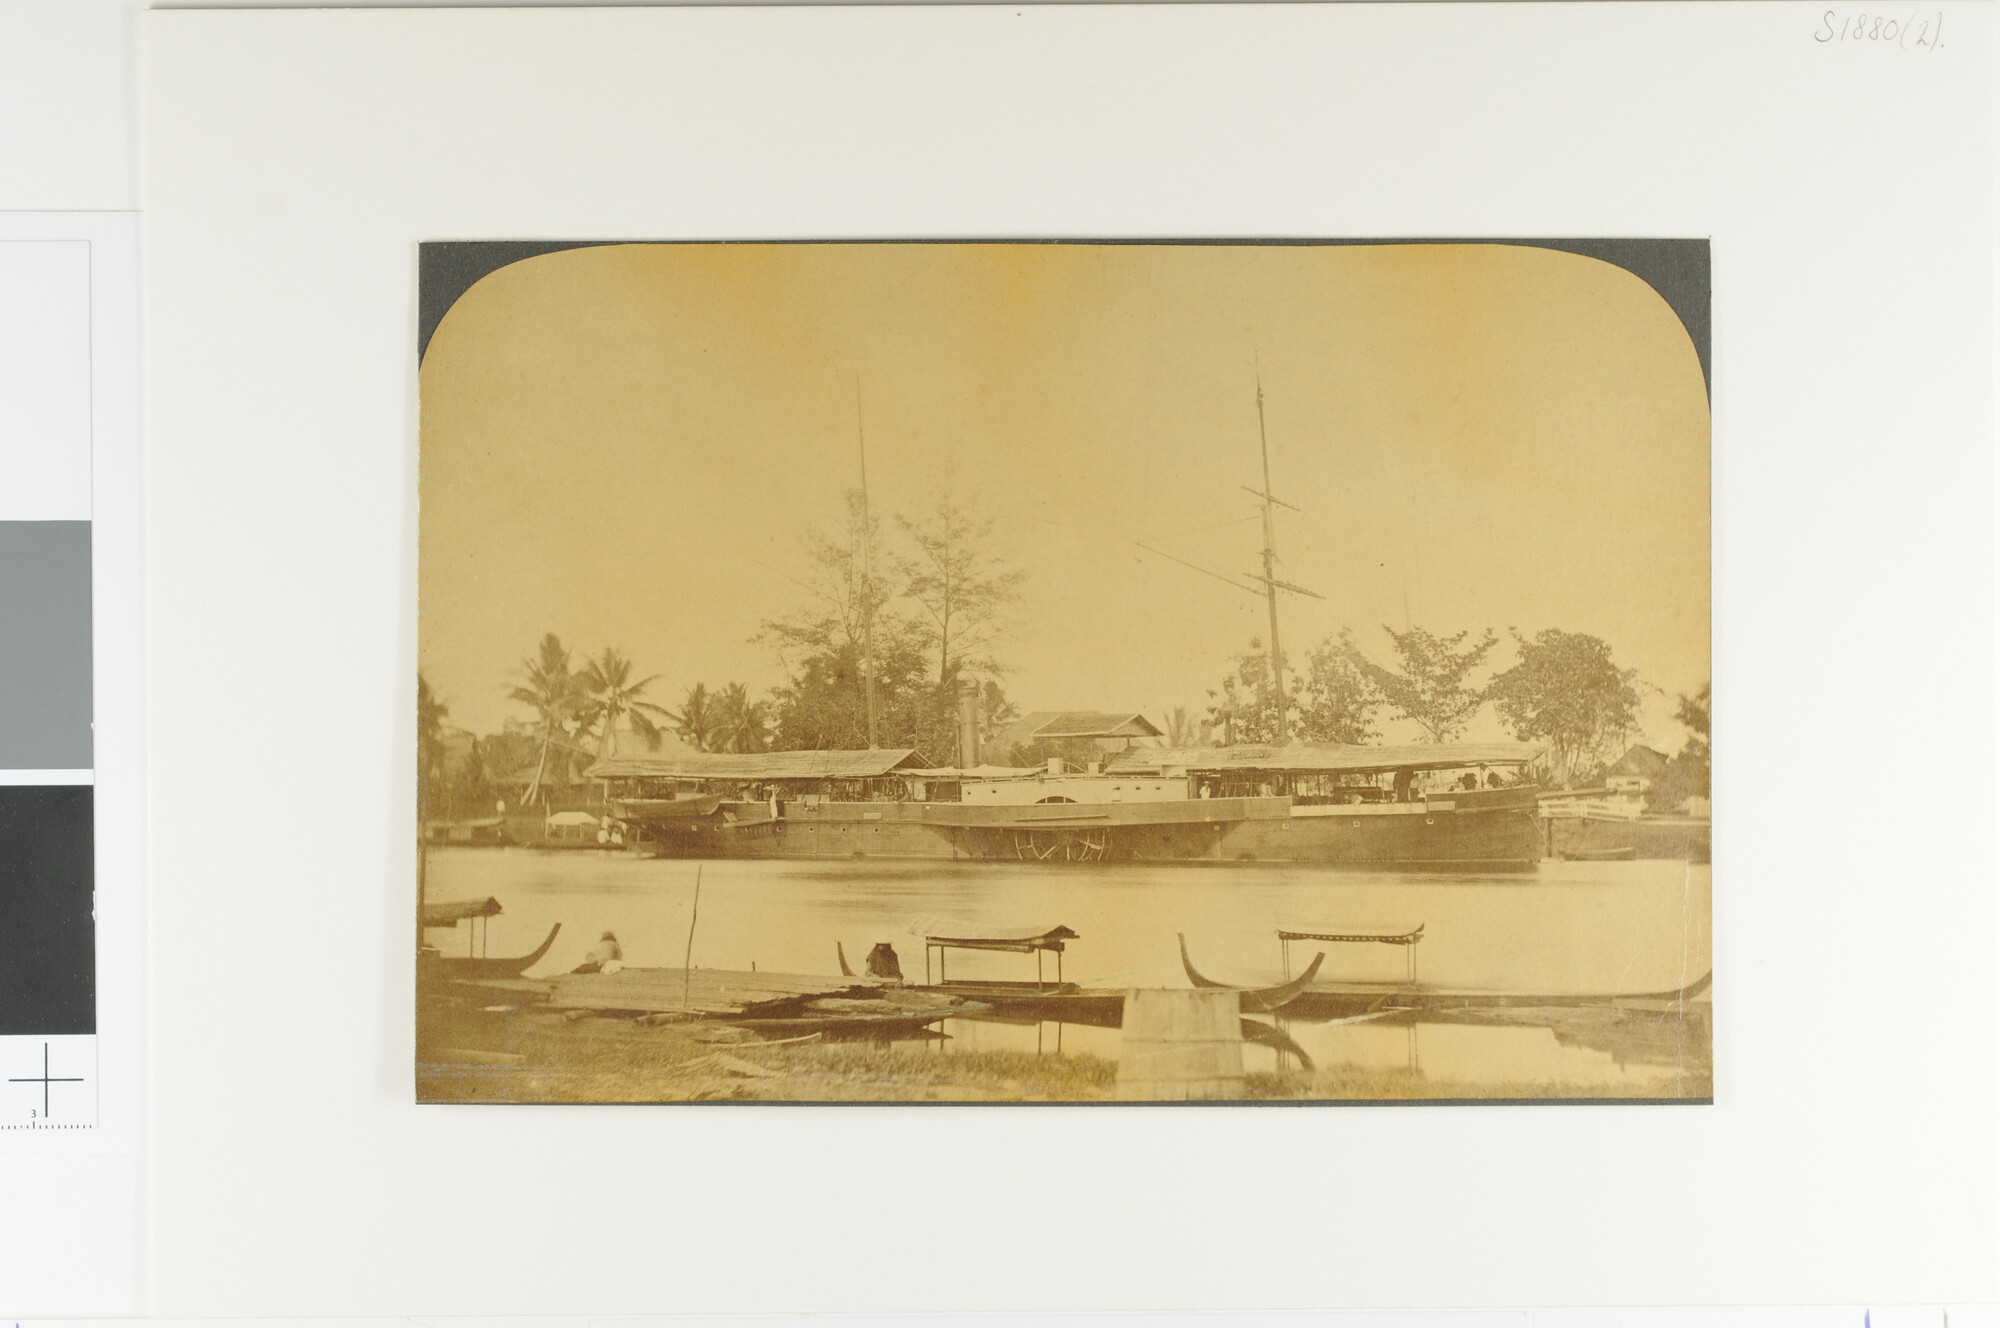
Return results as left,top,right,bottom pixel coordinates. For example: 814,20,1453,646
420,242,1709,747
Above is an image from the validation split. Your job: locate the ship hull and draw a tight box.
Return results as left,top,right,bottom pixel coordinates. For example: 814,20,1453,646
623,793,1540,868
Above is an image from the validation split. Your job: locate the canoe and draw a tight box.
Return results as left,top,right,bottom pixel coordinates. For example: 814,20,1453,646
1179,934,1712,1015
1176,935,1327,1012
422,923,562,980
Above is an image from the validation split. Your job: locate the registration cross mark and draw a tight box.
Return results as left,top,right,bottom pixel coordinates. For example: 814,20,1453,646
8,1042,84,1119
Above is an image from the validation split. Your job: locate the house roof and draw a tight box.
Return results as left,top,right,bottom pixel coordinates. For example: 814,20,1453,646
1108,741,1544,776
585,748,923,782
1606,744,1671,778
991,710,1165,752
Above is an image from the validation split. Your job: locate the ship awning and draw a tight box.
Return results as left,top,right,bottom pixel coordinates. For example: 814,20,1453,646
422,897,502,927
924,925,1079,954
902,764,1042,780
1276,923,1426,946
586,749,923,781
1109,742,1543,776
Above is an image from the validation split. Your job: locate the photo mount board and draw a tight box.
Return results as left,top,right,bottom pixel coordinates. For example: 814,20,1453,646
143,3,1994,1314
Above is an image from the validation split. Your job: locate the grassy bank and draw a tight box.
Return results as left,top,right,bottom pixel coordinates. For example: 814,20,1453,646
417,1007,1708,1104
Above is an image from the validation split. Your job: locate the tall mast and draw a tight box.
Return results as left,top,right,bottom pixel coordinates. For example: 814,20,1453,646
1133,365,1321,744
856,380,880,749
1253,375,1288,739
1237,368,1321,742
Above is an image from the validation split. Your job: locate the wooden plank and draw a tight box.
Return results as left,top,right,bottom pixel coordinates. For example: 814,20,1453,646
543,967,883,1015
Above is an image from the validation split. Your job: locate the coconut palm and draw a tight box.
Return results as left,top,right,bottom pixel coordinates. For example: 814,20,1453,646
1160,705,1203,748
669,682,720,753
713,681,773,754
418,674,449,819
577,647,672,761
508,633,582,804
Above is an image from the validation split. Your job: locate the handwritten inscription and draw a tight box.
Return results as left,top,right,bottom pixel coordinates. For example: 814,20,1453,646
1815,9,1947,48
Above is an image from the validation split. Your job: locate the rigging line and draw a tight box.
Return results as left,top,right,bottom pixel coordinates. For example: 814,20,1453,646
1136,513,1264,545
747,556,840,608
1134,540,1263,598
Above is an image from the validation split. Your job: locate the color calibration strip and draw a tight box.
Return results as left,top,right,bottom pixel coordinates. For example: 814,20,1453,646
0,218,142,1153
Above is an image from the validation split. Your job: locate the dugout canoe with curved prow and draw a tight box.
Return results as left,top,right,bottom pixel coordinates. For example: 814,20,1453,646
1183,932,1715,1015
1176,934,1325,1012
424,923,562,980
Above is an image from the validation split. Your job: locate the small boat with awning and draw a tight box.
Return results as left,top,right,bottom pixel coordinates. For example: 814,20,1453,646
420,894,562,980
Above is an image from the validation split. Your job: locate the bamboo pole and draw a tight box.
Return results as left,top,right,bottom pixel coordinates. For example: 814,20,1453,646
681,863,704,1013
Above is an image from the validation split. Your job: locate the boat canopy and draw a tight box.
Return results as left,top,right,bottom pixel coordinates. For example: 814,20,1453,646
421,896,502,927
545,810,598,827
924,924,1079,954
586,748,923,782
1276,923,1426,946
902,764,1042,780
1109,741,1543,776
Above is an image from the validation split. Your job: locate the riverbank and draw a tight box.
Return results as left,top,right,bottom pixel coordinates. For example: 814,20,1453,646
417,1010,1707,1104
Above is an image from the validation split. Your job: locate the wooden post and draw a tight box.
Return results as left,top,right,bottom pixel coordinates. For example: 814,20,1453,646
1116,989,1244,1102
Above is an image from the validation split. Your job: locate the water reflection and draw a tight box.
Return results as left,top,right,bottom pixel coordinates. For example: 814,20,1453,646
422,847,1711,1096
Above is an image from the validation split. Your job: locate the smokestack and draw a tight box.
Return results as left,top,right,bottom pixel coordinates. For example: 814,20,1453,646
957,679,981,770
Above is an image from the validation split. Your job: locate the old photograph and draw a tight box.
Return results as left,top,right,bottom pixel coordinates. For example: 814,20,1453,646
416,240,1711,1104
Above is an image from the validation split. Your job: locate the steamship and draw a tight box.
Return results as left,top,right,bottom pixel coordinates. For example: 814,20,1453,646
587,715,1543,868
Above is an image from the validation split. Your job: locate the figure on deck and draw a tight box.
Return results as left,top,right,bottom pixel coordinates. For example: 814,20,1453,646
573,930,624,974
865,942,903,982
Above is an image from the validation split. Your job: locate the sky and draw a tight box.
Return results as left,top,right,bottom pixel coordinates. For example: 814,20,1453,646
419,241,1709,750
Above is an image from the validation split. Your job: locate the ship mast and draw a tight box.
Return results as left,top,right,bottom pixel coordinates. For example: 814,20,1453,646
1133,367,1322,744
1240,370,1320,742
1255,380,1288,735
856,381,880,749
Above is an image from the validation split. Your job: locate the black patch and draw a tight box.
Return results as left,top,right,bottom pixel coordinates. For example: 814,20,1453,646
0,785,95,1035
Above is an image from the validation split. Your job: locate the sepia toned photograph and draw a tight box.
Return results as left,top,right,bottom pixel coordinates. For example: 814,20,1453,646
416,239,1711,1105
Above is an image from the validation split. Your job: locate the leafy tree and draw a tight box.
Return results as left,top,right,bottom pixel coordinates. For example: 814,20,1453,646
766,619,944,754
1486,629,1640,785
713,681,774,753
1297,630,1381,744
1203,638,1299,744
976,678,1020,753
1350,626,1497,742
1650,682,1711,811
760,491,1019,761
895,495,1026,686
506,633,583,804
762,489,897,682
576,647,671,762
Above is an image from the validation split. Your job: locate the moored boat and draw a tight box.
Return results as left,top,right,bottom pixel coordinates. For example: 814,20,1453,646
591,739,1545,868
1178,931,1711,1016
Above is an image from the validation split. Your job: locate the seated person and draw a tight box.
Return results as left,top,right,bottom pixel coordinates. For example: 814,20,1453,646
572,930,624,974
865,942,904,981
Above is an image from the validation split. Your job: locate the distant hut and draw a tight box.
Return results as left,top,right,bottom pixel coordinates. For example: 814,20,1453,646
1603,744,1671,803
990,711,1165,771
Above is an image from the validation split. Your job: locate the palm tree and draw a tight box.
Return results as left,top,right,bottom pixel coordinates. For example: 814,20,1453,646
669,682,719,753
508,633,582,805
1160,705,1202,748
418,674,449,821
713,681,773,754
577,648,672,762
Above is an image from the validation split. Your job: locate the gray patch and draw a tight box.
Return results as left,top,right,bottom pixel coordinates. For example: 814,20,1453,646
0,522,91,768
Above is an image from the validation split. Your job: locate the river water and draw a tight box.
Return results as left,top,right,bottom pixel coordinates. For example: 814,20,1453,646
423,848,1711,1095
